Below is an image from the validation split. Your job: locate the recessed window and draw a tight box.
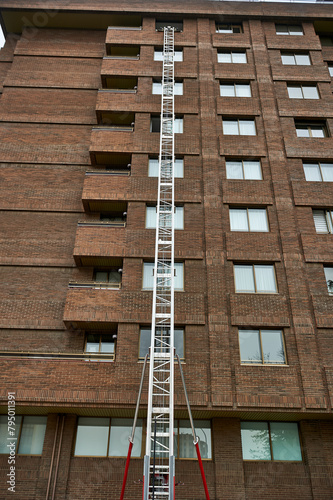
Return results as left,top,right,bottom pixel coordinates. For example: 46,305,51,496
156,20,183,32
154,49,183,61
176,420,212,459
85,333,116,359
287,84,319,99
281,52,311,65
319,35,333,47
217,51,247,64
303,161,333,182
328,65,333,77
139,327,184,360
223,119,256,136
313,209,333,234
0,416,47,455
324,267,333,295
150,116,183,134
234,264,277,293
226,159,262,180
230,208,269,232
93,269,122,287
143,262,184,290
276,24,303,35
216,23,243,33
152,79,183,95
239,329,286,365
148,157,184,178
295,121,328,138
241,422,302,461
146,205,184,229
220,82,251,97
74,417,142,457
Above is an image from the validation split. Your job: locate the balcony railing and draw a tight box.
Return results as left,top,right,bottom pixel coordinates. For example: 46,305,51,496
0,351,115,361
103,55,140,60
68,281,122,289
92,125,134,132
85,169,130,176
107,26,142,30
77,220,126,227
98,88,137,93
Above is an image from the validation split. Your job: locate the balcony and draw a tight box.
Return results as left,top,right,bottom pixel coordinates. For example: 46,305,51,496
88,151,131,174
105,44,140,59
94,111,135,131
100,75,138,92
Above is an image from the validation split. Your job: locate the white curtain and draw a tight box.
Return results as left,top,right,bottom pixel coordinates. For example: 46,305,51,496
243,160,262,179
234,265,255,292
248,209,268,231
223,120,239,135
303,163,321,181
218,52,232,63
239,119,256,136
313,210,329,233
226,161,243,179
321,163,333,181
254,265,276,292
230,209,248,230
174,118,183,134
236,84,251,97
220,84,235,97
146,206,157,228
148,158,159,177
143,262,154,289
232,52,247,63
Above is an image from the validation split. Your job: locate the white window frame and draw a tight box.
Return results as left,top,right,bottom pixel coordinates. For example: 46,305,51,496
148,157,184,178
324,267,333,295
217,51,247,64
215,23,243,34
226,159,262,180
229,207,269,232
234,264,277,293
303,161,333,182
146,205,184,229
143,262,184,290
139,327,185,360
222,119,256,136
152,79,183,95
295,122,327,138
154,49,183,61
287,84,319,99
0,415,47,456
281,52,311,65
238,329,287,365
313,209,333,234
220,82,251,97
275,24,303,35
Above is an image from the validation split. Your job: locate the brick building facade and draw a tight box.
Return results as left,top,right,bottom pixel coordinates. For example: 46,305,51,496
0,0,332,498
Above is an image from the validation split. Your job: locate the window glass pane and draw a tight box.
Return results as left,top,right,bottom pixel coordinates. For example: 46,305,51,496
154,51,163,61
302,86,319,99
220,84,235,97
313,210,328,233
232,52,247,64
289,25,303,35
261,330,285,364
174,82,183,95
324,267,333,293
74,417,109,456
148,158,159,177
295,54,310,65
174,118,183,134
329,66,333,77
239,330,262,364
174,51,183,62
303,163,322,181
239,120,256,136
174,329,184,359
276,24,288,35
100,335,115,353
139,328,151,358
143,262,154,289
254,265,276,292
235,84,251,97
321,163,333,182
218,52,231,63
152,82,162,94
310,126,325,138
0,415,22,454
95,271,108,282
296,127,310,137
241,422,271,460
174,262,184,290
109,418,142,457
18,416,47,455
223,120,239,135
178,420,211,459
174,206,184,229
174,158,184,178
226,160,243,179
86,334,100,353
281,53,295,65
287,86,303,99
243,160,262,179
234,265,255,292
270,422,302,461
230,209,248,231
146,206,157,228
248,209,268,232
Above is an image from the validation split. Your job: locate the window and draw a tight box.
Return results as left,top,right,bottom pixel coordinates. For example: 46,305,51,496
281,52,311,65
139,327,184,360
303,162,333,182
220,82,251,97
230,208,269,232
218,51,247,64
0,416,47,455
176,420,212,459
143,262,184,290
148,157,184,178
319,35,333,47
313,210,333,234
234,264,277,293
328,65,333,77
156,20,183,32
239,329,286,365
216,23,242,33
287,85,319,99
85,333,116,358
276,24,303,35
324,267,333,295
94,269,122,287
152,79,183,95
154,49,183,61
74,417,142,457
241,422,302,461
226,159,262,180
223,119,256,136
295,121,327,138
150,116,183,134
146,205,184,229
